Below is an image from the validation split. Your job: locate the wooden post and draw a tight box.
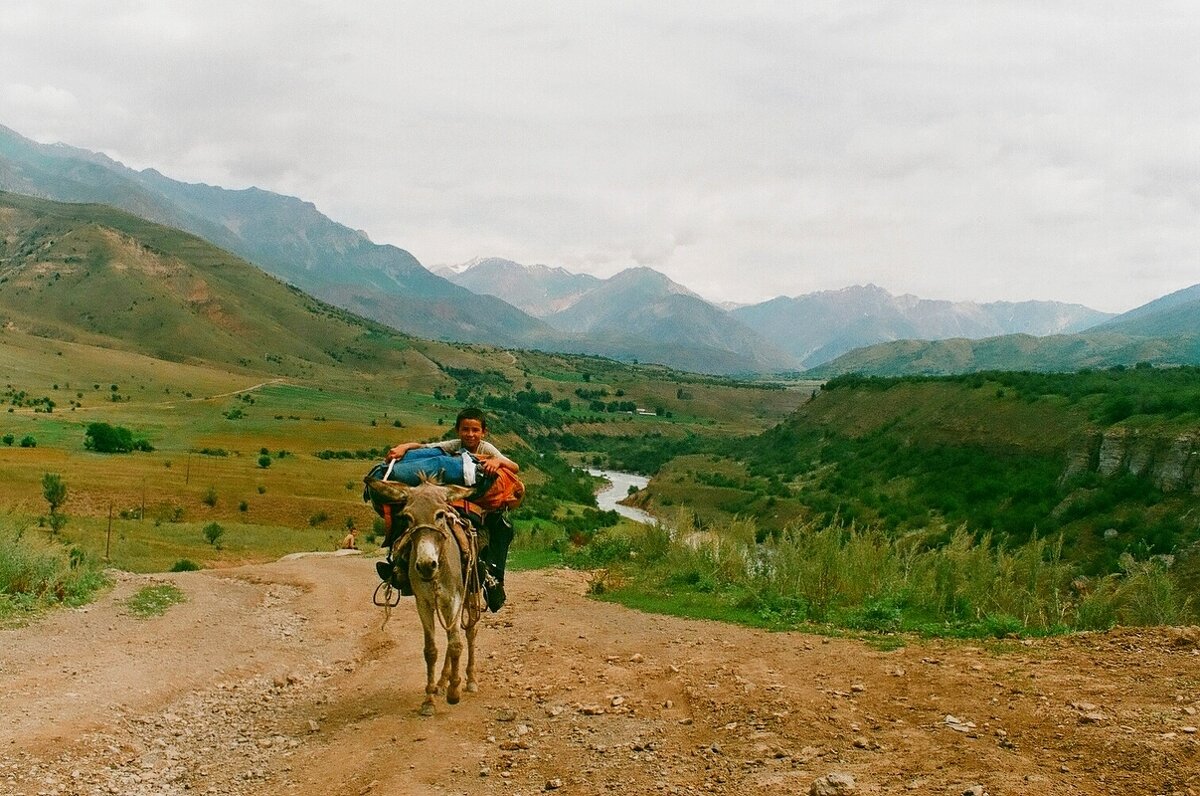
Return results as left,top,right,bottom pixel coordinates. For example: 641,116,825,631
186,452,191,485
106,503,113,562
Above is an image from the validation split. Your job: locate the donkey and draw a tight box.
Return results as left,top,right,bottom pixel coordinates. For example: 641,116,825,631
366,477,481,716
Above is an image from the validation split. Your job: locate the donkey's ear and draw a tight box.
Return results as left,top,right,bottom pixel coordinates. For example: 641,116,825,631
366,478,410,505
445,484,475,503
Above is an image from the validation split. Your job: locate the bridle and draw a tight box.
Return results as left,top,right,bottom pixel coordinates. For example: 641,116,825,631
385,515,483,631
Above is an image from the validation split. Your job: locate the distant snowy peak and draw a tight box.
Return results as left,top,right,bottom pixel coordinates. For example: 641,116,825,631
442,257,602,317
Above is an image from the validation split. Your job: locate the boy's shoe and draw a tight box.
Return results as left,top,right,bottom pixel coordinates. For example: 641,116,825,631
484,580,506,612
376,559,413,596
481,564,506,612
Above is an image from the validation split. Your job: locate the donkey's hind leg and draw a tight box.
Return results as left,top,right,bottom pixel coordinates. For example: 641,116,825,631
464,620,478,693
443,622,465,704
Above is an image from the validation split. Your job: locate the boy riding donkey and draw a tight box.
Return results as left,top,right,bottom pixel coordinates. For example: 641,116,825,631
371,408,521,612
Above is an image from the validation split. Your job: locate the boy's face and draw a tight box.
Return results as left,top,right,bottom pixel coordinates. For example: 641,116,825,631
456,418,486,451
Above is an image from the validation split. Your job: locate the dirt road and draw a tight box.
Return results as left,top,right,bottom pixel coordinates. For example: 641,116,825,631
2,554,1199,795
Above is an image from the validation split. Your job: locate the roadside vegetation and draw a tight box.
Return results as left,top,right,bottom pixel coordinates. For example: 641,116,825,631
0,517,109,625
568,509,1198,637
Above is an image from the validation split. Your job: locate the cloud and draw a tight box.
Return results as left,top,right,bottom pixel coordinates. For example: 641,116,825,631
2,2,1198,313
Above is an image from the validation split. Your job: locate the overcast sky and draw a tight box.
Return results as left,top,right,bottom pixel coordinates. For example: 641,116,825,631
2,2,1198,313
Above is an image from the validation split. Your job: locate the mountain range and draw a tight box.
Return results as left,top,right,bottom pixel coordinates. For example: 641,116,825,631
807,282,1200,378
2,121,1196,377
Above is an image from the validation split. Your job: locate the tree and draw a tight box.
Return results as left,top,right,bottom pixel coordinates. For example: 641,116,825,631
42,473,68,534
42,473,67,514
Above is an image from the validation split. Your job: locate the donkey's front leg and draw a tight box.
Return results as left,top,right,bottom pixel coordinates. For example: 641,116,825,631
419,606,439,716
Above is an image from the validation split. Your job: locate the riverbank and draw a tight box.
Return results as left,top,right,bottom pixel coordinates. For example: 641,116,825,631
587,468,656,525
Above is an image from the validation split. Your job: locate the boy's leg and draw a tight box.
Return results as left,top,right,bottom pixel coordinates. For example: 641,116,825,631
376,511,413,595
481,512,514,611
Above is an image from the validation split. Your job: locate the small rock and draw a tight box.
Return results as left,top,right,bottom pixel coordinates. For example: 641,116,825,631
810,772,856,795
1182,726,1198,734
307,720,320,733
630,653,644,663
545,778,563,791
1078,712,1107,725
850,683,865,693
963,786,988,796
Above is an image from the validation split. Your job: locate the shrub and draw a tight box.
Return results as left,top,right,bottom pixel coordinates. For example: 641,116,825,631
201,486,218,508
257,455,272,469
19,436,36,448
203,522,224,548
170,559,201,572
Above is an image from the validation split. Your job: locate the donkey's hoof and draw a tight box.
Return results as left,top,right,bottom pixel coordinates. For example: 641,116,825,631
447,687,462,705
419,701,435,717
466,681,478,693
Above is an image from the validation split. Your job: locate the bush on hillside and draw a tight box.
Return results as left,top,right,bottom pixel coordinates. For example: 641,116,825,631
84,422,153,453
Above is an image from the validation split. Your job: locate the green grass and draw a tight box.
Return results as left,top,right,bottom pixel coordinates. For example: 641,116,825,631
124,583,187,618
507,548,564,571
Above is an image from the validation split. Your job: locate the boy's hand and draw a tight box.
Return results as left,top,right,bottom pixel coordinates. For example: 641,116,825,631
479,457,501,475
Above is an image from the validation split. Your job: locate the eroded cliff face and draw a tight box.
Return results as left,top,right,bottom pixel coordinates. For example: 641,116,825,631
1061,427,1200,492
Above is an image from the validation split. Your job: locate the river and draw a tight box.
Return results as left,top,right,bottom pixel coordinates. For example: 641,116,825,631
586,468,657,525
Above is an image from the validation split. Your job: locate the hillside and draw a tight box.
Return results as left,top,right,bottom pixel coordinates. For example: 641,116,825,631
732,284,1113,368
634,369,1200,575
0,191,438,376
1093,281,1200,338
0,124,551,348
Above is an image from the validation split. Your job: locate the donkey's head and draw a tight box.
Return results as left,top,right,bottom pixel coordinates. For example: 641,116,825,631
366,477,473,579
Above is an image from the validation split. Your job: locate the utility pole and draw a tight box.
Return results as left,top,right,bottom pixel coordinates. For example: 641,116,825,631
106,503,112,562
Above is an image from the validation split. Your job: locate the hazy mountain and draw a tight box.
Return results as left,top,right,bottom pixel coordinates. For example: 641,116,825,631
540,267,798,373
732,284,1114,368
807,284,1200,377
442,257,601,316
0,123,552,347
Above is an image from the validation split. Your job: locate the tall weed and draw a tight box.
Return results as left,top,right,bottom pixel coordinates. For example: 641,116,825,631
0,518,109,620
602,510,1197,635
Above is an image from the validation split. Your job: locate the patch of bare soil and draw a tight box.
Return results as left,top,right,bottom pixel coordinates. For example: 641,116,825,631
2,554,1199,796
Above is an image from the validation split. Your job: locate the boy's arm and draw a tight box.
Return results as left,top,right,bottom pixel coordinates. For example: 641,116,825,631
494,454,519,474
385,441,424,461
477,450,520,475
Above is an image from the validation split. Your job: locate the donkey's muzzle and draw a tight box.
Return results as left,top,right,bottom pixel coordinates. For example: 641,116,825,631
415,558,439,580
